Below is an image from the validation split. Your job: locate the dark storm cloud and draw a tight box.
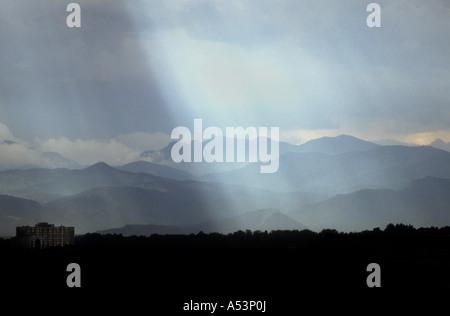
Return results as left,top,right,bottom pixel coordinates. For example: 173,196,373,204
0,0,449,145
0,0,174,140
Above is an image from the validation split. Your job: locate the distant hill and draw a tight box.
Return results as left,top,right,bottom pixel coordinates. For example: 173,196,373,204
42,152,83,169
0,195,44,236
0,167,73,203
296,135,381,155
290,177,450,232
139,137,301,176
0,161,321,235
429,139,450,152
98,223,189,236
97,208,306,236
203,143,450,194
194,208,307,233
1,135,450,236
0,162,173,203
42,180,314,234
140,142,174,163
118,161,194,180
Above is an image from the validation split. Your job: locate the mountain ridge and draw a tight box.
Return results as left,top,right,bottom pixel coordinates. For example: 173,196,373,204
97,208,306,236
0,194,45,236
296,134,381,155
118,160,194,180
202,143,450,194
290,177,450,232
0,135,449,236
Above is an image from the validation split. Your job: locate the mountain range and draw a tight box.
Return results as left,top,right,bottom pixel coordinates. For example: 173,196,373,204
98,208,306,236
0,162,317,234
0,135,449,236
289,177,450,232
203,140,450,194
0,195,44,236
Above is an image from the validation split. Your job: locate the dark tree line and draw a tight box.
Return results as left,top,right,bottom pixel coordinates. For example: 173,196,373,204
2,223,450,249
73,224,450,248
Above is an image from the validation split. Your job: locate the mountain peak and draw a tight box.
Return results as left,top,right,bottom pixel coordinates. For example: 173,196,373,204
298,134,380,155
84,162,114,171
429,139,450,152
317,134,369,142
336,134,359,139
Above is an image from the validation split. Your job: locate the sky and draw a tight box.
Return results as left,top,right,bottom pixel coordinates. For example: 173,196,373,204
0,0,449,166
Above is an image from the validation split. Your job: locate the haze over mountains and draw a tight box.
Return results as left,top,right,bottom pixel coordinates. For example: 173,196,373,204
98,208,305,236
290,177,450,232
0,161,313,235
205,142,450,194
0,135,449,236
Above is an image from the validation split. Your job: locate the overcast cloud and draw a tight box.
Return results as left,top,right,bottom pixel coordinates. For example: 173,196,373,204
0,0,449,167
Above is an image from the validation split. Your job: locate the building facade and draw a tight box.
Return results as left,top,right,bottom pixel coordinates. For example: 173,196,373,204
16,223,74,248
